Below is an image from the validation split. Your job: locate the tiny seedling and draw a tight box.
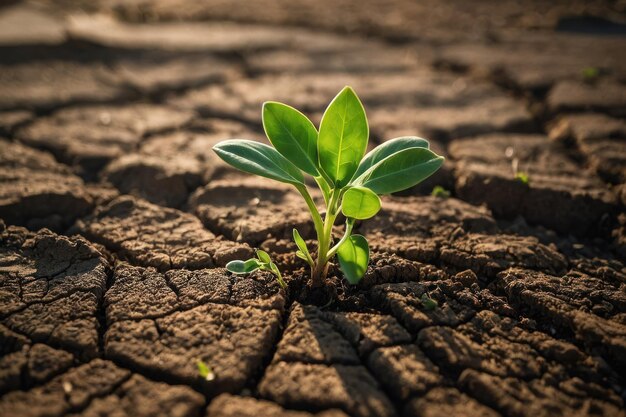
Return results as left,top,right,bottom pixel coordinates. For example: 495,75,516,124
196,360,215,381
514,171,530,185
506,146,530,185
431,185,451,198
226,249,287,289
582,67,600,83
420,293,438,310
214,87,444,287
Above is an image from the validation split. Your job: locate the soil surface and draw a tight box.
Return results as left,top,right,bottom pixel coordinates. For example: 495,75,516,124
1,1,626,417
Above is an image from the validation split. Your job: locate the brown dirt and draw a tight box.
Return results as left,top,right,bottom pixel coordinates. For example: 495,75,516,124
1,1,626,416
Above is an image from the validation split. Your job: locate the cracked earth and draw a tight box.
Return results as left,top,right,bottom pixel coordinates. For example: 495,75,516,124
1,1,626,416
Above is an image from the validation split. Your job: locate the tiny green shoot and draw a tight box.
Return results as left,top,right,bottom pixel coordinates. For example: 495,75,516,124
582,67,600,83
431,185,451,198
514,171,530,185
420,293,438,310
197,360,215,381
506,147,530,186
226,249,287,289
215,87,444,287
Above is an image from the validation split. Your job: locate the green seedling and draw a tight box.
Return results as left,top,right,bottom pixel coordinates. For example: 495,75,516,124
420,293,438,310
226,249,287,289
582,67,600,83
506,146,530,186
431,185,451,198
196,360,215,381
514,171,530,185
215,87,444,287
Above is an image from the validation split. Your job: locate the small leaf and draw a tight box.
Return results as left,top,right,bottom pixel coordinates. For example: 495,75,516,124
582,67,600,82
293,229,313,264
356,147,444,195
213,140,304,185
269,262,287,290
431,185,451,198
420,294,438,311
341,186,381,220
225,258,262,274
263,102,319,177
515,171,530,185
197,360,216,381
352,136,430,180
337,234,369,285
256,249,272,264
268,262,280,275
318,87,368,186
296,250,308,261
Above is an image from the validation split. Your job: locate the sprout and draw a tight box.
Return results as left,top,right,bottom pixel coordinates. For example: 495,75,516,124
420,294,438,310
197,360,215,381
431,185,451,198
215,87,444,287
515,172,530,185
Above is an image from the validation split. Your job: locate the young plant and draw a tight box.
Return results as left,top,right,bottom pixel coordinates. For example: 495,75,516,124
214,87,444,287
196,359,215,381
582,67,600,83
506,146,530,185
514,171,530,185
420,293,438,311
226,249,287,289
431,185,451,198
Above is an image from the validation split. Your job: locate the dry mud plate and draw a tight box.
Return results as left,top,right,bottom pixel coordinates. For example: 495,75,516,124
1,1,626,417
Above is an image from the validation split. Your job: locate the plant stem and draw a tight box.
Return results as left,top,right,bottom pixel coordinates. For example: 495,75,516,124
295,184,324,239
311,188,341,286
272,266,287,289
295,183,349,288
294,183,329,287
326,218,354,259
314,176,331,205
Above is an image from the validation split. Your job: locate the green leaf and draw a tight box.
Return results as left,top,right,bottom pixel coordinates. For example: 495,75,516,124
318,87,369,186
268,262,280,275
514,171,530,185
197,360,215,381
356,147,444,195
352,136,430,180
431,185,451,198
293,229,313,264
265,261,287,289
256,249,271,264
225,258,262,274
337,234,369,285
341,186,381,220
213,139,304,185
420,294,438,311
582,67,600,82
263,102,319,177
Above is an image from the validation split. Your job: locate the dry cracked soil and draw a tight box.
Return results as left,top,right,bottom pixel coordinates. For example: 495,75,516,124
1,1,626,416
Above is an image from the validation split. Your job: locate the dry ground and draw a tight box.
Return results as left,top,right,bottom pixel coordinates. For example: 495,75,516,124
1,1,626,416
